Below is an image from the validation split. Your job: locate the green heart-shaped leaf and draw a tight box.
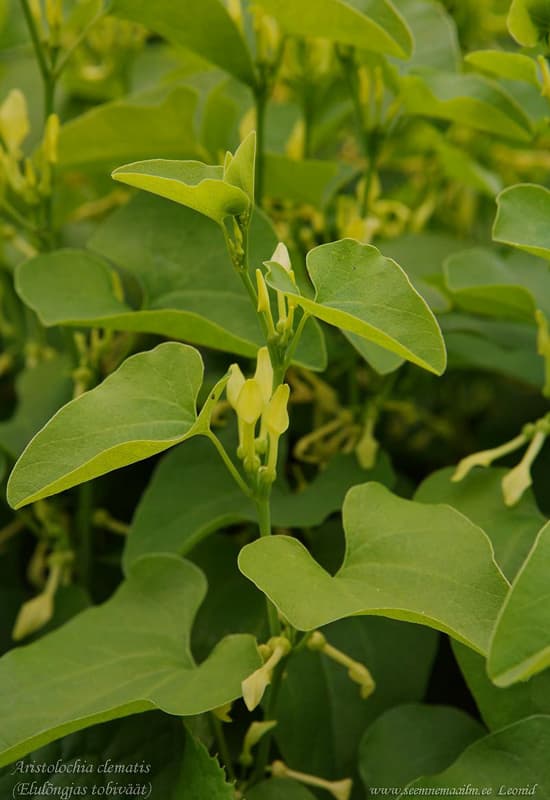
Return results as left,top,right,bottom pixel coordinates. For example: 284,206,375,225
58,86,204,171
0,555,260,767
112,132,255,224
453,642,550,731
266,238,446,375
0,715,235,800
493,183,550,260
400,716,550,796
488,521,550,687
239,482,508,653
7,343,209,509
15,196,326,370
401,72,533,142
466,50,540,86
0,356,73,459
112,160,249,224
253,0,413,59
111,0,256,86
443,247,550,322
508,0,550,47
359,704,484,791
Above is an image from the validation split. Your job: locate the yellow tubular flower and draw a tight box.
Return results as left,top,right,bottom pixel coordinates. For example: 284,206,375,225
226,363,245,410
254,347,274,406
265,384,290,435
0,90,30,156
236,379,264,426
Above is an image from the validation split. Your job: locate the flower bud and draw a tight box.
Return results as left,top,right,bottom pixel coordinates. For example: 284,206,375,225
226,364,245,409
12,592,54,641
241,663,272,711
43,114,60,164
271,242,292,272
241,637,290,710
256,268,270,314
254,347,273,406
0,90,30,155
236,379,264,425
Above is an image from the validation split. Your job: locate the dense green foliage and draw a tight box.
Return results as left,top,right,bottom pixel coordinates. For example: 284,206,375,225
1,0,550,797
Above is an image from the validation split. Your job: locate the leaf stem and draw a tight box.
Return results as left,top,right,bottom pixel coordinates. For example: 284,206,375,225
255,494,281,638
283,311,310,371
254,84,267,206
207,432,252,497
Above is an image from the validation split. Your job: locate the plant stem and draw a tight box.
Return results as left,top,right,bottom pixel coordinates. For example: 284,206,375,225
76,481,93,590
337,46,380,217
255,494,281,637
19,0,50,87
207,432,252,497
209,713,236,784
254,85,267,206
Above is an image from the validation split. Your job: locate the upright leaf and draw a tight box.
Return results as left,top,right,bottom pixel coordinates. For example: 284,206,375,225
254,0,413,58
111,0,256,86
58,87,204,170
0,356,72,459
397,0,460,73
493,184,550,260
443,247,550,322
266,238,447,375
488,522,550,687
401,72,533,142
7,343,207,509
0,555,260,767
239,482,508,653
112,160,249,225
